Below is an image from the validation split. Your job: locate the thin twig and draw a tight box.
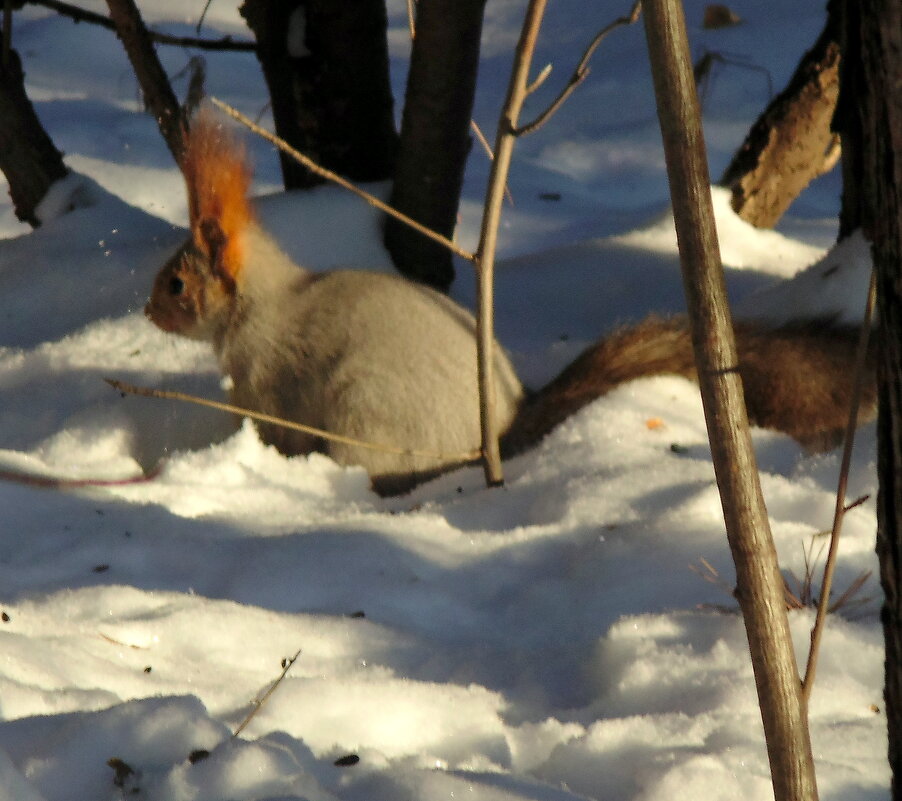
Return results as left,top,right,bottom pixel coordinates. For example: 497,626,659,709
828,570,873,614
106,379,482,463
516,0,642,136
195,0,213,35
801,267,877,704
844,493,870,513
0,463,162,490
26,0,256,50
233,648,302,738
210,97,476,263
469,120,514,206
525,63,553,95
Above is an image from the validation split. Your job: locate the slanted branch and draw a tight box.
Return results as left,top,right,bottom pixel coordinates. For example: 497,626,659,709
718,6,841,228
105,0,186,166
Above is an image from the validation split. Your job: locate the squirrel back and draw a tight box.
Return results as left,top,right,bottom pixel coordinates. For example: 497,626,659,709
145,109,524,494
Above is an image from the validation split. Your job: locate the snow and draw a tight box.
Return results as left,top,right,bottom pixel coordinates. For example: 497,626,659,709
0,1,887,801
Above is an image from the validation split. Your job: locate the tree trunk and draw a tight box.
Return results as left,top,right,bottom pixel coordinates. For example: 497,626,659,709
833,0,864,240
0,47,69,226
643,1,819,799
839,0,902,795
106,0,186,166
718,6,841,228
240,0,398,189
383,0,487,292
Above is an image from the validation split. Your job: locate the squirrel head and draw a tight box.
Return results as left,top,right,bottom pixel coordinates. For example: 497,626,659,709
145,107,254,340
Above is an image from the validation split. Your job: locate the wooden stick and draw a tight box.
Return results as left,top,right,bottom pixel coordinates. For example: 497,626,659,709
642,0,818,799
106,379,482,463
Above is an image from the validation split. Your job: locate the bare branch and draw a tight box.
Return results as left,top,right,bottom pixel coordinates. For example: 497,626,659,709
106,378,482,463
802,268,877,702
473,0,550,487
26,0,256,51
516,0,642,136
211,97,476,262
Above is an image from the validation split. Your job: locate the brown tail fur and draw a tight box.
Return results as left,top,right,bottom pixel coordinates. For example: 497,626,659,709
502,315,876,456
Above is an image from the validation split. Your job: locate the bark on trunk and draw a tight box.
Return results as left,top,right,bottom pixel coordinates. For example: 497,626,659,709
719,7,841,228
240,0,398,189
0,47,69,226
383,0,486,292
839,0,902,795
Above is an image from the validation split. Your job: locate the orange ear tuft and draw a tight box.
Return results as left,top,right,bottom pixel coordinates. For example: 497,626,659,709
182,106,253,280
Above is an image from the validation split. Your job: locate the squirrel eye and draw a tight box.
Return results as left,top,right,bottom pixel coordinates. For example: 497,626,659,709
169,276,185,295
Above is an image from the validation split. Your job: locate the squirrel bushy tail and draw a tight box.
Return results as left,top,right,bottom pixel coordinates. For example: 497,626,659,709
502,316,876,456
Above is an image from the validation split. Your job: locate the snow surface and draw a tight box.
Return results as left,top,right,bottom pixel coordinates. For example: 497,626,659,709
0,1,886,800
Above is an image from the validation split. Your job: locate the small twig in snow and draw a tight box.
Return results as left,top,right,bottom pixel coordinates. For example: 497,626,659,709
233,648,302,738
0,463,162,490
106,379,482,463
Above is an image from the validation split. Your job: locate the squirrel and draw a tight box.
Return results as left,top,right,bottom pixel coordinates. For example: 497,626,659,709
145,109,876,495
145,109,524,495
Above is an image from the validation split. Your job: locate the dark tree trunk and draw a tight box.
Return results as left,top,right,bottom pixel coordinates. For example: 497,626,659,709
839,0,902,795
106,0,186,166
0,47,69,226
719,6,841,228
383,0,487,292
240,0,398,189
833,0,865,239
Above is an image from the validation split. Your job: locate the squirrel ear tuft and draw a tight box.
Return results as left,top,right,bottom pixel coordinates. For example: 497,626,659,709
182,105,253,282
197,218,237,292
